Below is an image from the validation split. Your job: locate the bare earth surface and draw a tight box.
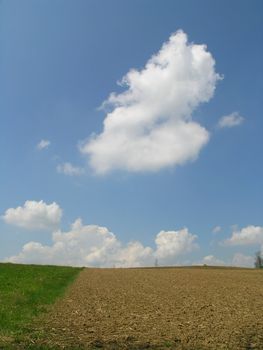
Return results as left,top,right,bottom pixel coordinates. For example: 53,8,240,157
34,267,263,349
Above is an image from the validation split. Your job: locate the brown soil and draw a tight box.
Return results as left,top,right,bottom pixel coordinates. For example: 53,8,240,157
33,267,263,349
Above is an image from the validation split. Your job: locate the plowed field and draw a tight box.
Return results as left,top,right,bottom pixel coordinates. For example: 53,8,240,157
34,267,263,349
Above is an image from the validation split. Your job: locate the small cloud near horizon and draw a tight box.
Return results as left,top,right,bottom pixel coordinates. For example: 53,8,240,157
223,225,263,246
195,253,254,268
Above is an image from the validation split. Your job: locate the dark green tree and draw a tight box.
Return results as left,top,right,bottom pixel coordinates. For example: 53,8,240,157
254,251,263,268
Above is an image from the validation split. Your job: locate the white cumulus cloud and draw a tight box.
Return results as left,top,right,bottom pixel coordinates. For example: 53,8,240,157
6,219,198,267
155,228,198,263
37,139,50,150
217,112,244,128
56,162,84,176
223,225,263,246
80,30,221,174
2,200,62,230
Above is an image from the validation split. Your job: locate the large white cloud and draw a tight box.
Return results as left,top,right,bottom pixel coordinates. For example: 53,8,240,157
6,219,198,267
223,225,263,246
2,200,62,230
80,30,221,174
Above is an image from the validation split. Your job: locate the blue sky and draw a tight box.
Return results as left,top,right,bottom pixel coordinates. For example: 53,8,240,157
1,0,262,267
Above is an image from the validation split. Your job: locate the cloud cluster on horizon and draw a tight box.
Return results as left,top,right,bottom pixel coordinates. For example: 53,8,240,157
2,200,260,268
6,218,198,268
80,30,221,174
197,253,254,268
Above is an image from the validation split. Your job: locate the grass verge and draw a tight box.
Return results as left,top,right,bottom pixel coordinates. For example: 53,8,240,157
0,262,82,348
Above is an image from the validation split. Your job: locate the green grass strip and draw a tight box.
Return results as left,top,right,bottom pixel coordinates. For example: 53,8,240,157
0,262,82,343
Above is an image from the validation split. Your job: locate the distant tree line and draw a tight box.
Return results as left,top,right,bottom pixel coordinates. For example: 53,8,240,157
254,251,263,268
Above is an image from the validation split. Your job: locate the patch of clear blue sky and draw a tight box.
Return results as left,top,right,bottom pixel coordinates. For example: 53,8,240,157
0,0,262,260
